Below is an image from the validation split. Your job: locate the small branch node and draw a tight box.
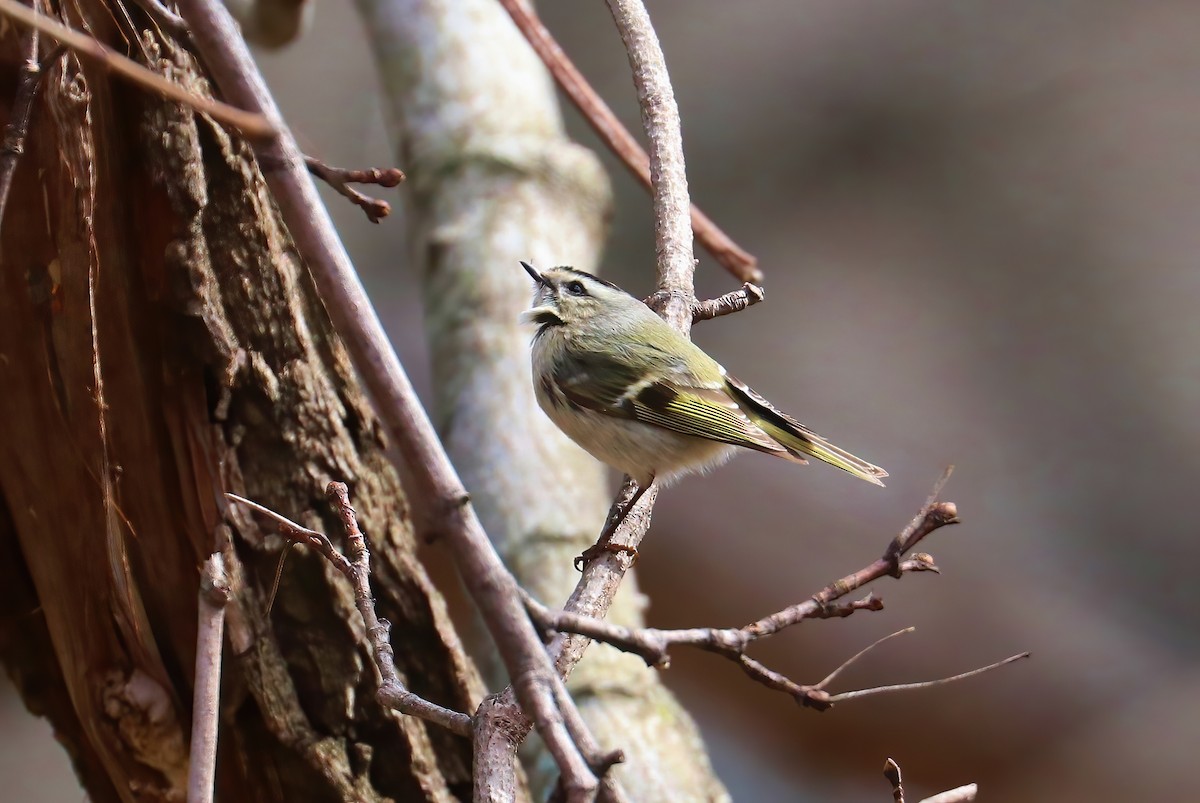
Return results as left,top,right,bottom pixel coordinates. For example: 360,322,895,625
691,282,765,323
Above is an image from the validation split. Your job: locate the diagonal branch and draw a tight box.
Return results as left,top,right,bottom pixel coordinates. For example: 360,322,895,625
496,0,762,285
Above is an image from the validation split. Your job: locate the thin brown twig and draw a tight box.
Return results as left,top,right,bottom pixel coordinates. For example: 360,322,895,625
0,0,39,233
186,551,229,803
496,0,762,284
816,627,915,691
304,155,405,224
0,0,276,139
827,652,1030,704
175,0,601,793
225,491,471,737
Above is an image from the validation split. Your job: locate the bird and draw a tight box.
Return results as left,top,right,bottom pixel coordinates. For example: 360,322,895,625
520,261,887,564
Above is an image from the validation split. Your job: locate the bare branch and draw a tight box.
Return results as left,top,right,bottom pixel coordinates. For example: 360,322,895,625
176,0,600,787
495,0,762,285
0,0,276,139
528,474,1027,712
186,552,229,803
531,478,945,669
605,0,697,328
304,155,405,224
226,491,471,737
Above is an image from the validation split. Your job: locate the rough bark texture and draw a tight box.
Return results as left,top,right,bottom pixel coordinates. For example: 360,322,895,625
0,4,481,801
354,0,729,799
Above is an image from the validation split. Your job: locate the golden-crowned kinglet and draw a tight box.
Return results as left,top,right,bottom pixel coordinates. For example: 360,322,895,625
522,263,887,509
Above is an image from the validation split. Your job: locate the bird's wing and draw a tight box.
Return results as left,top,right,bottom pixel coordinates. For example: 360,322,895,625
725,374,888,485
551,351,784,454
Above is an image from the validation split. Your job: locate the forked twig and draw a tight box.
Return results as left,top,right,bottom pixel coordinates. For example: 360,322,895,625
304,155,405,223
226,490,471,736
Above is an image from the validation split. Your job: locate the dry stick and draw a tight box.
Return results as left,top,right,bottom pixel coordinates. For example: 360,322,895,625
0,0,275,140
226,492,472,737
173,0,600,795
304,155,405,224
825,652,1028,705
0,1,38,231
187,553,229,803
496,0,762,284
816,626,914,691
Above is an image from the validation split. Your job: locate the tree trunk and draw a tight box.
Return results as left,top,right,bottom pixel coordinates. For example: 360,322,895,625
0,4,480,800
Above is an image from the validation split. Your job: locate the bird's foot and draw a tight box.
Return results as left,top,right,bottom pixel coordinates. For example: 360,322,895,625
574,541,639,572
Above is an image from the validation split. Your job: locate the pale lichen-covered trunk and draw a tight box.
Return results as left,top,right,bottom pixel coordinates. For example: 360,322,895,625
355,0,730,798
0,4,481,800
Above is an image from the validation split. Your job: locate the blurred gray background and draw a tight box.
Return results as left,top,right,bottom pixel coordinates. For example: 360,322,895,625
5,0,1199,800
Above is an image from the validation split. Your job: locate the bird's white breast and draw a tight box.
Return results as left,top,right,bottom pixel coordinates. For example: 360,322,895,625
531,328,736,485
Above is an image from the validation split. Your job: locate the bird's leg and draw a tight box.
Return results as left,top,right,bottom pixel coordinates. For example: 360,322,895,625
575,478,652,571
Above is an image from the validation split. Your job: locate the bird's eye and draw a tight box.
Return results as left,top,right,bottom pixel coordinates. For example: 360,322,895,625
564,280,587,296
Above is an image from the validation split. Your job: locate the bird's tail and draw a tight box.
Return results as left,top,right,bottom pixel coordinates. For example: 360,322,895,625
726,377,888,487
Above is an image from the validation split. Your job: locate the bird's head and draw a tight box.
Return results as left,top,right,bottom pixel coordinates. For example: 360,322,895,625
520,262,628,332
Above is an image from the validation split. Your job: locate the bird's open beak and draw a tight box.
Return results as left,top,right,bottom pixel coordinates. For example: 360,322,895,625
521,261,549,286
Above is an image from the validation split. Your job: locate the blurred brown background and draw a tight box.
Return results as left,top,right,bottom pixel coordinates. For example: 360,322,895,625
5,0,1199,799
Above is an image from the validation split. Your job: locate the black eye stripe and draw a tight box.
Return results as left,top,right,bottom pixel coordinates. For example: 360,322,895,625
564,280,587,296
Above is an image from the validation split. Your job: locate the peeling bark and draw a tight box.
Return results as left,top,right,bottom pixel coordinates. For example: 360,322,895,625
0,5,479,801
